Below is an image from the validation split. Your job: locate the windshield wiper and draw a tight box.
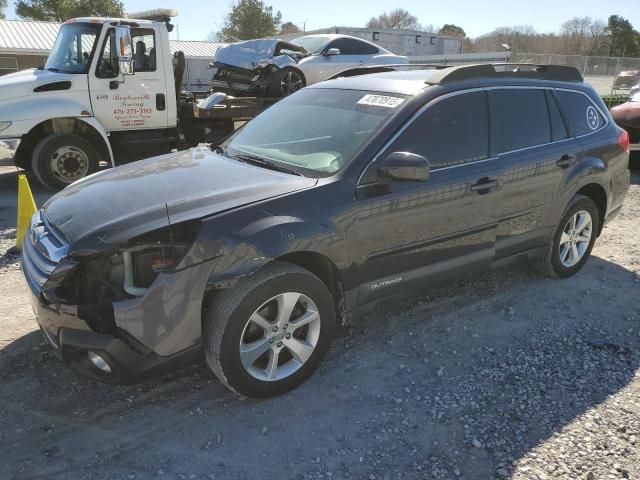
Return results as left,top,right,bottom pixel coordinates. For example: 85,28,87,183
46,67,60,72
232,153,303,176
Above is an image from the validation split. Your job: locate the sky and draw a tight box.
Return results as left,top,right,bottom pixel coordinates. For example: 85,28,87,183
4,0,639,42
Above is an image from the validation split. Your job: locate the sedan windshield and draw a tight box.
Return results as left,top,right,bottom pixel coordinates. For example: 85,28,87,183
290,36,329,54
222,88,406,176
45,23,100,74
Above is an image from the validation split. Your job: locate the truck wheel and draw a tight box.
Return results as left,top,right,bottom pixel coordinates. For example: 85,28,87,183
32,134,99,190
531,194,599,278
204,262,336,398
268,68,305,97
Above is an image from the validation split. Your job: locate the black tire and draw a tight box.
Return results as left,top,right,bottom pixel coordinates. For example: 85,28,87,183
531,194,600,278
204,262,336,398
32,133,99,190
268,68,306,97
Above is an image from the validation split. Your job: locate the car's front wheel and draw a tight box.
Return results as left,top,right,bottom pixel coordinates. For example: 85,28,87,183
204,262,336,398
531,194,600,278
268,68,305,97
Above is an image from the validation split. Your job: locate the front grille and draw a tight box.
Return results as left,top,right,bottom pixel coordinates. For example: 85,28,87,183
21,210,68,294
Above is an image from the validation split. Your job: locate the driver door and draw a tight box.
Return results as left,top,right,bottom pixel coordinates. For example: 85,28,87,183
89,26,169,131
354,91,503,303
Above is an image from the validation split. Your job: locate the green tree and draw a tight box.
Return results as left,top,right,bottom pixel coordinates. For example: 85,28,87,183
0,0,7,19
366,9,420,30
280,21,300,35
608,15,638,57
439,24,466,38
16,0,123,22
220,0,282,42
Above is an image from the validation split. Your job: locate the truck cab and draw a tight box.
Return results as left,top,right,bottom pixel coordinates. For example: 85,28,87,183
0,9,182,190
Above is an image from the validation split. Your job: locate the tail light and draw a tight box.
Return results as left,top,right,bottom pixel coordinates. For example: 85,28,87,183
618,129,630,152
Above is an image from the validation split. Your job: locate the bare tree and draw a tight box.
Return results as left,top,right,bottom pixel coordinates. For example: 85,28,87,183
366,9,420,30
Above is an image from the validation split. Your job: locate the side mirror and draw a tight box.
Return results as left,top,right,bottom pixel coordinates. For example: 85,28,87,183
324,48,341,56
115,25,134,76
378,152,430,182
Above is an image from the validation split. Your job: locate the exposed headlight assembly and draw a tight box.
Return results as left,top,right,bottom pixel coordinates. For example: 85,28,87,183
0,121,12,132
118,221,200,297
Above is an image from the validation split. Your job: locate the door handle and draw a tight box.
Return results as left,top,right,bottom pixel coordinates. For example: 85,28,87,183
556,153,576,168
470,178,498,193
109,80,119,90
359,60,365,64
156,93,166,111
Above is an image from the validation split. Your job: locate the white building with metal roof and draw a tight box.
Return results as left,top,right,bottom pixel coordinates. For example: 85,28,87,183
0,19,221,91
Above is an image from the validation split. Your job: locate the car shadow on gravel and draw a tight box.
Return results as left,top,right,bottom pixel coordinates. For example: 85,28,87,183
1,251,639,479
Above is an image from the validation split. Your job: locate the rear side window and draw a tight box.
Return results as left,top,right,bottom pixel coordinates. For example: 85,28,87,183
387,91,489,169
556,90,605,137
545,91,569,141
490,89,550,154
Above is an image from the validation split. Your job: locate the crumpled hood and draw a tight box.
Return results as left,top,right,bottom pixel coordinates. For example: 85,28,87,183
43,147,317,254
0,68,76,103
215,39,305,70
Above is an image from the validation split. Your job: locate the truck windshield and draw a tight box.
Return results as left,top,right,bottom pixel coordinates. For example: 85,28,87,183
222,88,406,177
45,23,100,74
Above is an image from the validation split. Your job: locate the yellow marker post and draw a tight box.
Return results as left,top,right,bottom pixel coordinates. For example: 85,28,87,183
15,174,37,251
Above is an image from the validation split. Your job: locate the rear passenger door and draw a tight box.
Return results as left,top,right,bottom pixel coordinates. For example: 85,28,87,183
490,88,581,259
355,91,503,303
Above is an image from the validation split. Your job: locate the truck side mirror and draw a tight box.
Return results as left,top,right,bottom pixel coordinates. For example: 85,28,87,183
378,152,430,182
115,25,134,76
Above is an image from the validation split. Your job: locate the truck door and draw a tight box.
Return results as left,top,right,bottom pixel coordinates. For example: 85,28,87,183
89,25,169,131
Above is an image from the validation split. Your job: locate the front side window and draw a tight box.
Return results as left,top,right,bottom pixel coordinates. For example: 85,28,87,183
556,90,605,137
490,89,551,154
222,89,403,176
96,28,118,78
45,22,100,74
132,29,156,72
386,91,489,169
327,38,377,55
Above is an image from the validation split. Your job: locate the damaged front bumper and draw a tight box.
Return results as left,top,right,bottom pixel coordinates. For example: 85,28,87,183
209,62,270,96
22,211,212,384
29,286,201,383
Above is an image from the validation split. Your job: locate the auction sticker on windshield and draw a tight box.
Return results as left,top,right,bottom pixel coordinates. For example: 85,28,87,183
357,94,404,108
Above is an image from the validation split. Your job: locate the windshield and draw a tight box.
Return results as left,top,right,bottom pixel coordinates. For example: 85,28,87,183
290,36,329,54
45,23,100,74
222,88,406,176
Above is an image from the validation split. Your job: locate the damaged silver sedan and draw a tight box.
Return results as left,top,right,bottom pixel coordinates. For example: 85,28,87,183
210,34,408,97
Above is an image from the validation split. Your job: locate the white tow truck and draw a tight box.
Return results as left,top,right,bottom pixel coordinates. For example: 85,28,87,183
0,9,276,190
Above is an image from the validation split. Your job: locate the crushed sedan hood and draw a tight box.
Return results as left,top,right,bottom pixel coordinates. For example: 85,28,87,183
43,147,316,253
214,39,306,70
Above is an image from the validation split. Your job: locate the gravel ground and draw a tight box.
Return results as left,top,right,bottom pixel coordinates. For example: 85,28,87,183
1,162,639,480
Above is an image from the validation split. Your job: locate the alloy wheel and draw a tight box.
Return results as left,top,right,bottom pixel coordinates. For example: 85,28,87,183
239,292,321,381
559,210,593,268
280,71,304,96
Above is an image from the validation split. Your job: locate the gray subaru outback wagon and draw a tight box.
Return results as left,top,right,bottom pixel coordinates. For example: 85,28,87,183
22,64,630,397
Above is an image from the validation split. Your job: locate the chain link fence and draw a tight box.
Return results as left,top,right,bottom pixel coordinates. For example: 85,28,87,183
513,52,640,96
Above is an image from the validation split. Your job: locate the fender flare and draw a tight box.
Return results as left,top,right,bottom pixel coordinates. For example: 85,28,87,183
76,116,115,167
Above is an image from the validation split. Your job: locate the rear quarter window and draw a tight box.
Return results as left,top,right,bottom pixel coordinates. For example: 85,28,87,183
556,90,606,137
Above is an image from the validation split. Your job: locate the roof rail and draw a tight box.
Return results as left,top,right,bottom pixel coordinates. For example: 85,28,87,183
427,63,583,84
329,62,583,83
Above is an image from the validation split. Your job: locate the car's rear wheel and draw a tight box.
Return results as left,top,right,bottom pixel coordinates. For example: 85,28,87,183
531,194,599,278
268,68,305,97
32,133,99,190
204,262,336,398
